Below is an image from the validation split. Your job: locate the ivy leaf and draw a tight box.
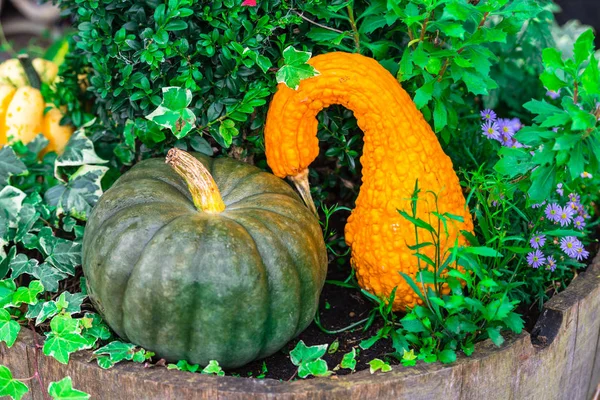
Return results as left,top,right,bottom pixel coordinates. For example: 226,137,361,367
94,341,137,364
0,280,16,308
45,165,109,221
30,263,67,293
81,313,111,342
0,365,29,400
55,122,107,180
298,359,329,378
43,315,91,364
31,300,60,325
368,358,392,373
0,309,20,347
276,46,319,90
0,186,26,228
146,87,196,139
340,348,357,371
289,340,330,378
38,235,81,275
0,147,26,187
11,280,44,307
48,377,90,400
201,360,225,376
93,340,153,368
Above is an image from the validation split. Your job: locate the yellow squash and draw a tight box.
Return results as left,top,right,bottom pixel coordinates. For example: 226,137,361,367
264,52,474,310
0,56,72,154
0,58,58,88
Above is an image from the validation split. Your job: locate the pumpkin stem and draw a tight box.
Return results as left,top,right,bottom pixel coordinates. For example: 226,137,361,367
17,54,41,90
166,148,226,213
289,169,318,216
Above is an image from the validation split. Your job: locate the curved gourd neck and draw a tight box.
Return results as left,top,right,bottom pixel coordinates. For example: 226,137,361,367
165,148,225,213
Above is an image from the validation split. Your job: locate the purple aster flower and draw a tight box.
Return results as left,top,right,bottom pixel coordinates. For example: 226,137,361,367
573,216,586,230
482,120,500,140
530,233,546,249
560,236,582,258
567,201,580,213
581,171,593,179
544,203,561,222
557,206,575,227
481,109,497,121
575,246,590,261
568,193,580,203
556,183,564,196
527,249,546,268
546,89,560,100
500,134,514,147
498,118,515,137
546,256,557,272
511,140,525,148
510,118,522,132
531,201,546,209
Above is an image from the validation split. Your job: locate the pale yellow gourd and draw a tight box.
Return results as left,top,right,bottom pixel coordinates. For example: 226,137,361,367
0,56,72,154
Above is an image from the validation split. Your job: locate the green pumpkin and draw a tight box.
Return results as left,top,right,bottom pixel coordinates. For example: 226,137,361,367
82,149,328,369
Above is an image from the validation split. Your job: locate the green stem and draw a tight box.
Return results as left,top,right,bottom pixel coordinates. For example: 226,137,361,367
347,5,360,52
165,148,225,213
314,313,370,335
17,54,41,90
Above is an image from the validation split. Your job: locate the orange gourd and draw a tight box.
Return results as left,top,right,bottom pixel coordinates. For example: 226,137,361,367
264,52,474,310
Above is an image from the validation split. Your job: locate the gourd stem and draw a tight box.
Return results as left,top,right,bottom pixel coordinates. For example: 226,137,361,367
166,148,225,213
17,54,41,89
289,169,318,216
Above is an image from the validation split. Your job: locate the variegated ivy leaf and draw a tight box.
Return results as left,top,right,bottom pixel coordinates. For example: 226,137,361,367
94,341,154,369
43,314,92,364
289,340,331,378
55,120,107,182
201,360,225,376
368,358,392,374
276,46,320,90
45,165,109,221
0,365,29,400
146,87,196,139
0,147,26,188
0,186,26,228
48,377,90,400
0,308,20,347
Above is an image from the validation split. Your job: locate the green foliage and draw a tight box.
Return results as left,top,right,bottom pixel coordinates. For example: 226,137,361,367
48,377,90,400
289,340,331,378
368,358,392,374
276,46,320,90
339,348,358,371
94,341,154,369
495,29,600,203
167,359,226,376
353,181,526,365
0,365,29,400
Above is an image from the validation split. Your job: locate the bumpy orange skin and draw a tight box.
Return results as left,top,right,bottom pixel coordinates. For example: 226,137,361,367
264,52,474,310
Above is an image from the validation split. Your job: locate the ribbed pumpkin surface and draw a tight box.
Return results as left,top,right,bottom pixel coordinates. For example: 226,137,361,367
264,52,474,310
83,154,328,368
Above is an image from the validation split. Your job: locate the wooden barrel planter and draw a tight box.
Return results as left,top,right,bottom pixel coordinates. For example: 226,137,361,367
3,254,600,400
